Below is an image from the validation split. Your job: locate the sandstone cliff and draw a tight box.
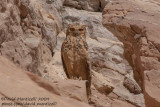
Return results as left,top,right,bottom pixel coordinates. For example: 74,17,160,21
103,0,160,107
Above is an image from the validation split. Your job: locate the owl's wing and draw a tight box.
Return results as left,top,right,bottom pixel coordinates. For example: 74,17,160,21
61,44,70,78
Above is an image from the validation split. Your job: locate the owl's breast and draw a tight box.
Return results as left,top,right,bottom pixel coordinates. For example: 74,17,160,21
62,36,88,57
74,38,88,55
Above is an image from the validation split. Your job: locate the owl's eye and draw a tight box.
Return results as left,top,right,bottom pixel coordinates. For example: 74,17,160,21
70,28,75,31
79,28,83,31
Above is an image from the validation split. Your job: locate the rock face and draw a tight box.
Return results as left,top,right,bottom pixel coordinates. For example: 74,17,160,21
64,0,101,12
63,0,110,12
103,0,160,107
0,0,62,76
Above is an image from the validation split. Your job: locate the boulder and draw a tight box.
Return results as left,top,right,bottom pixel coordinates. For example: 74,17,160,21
123,76,142,94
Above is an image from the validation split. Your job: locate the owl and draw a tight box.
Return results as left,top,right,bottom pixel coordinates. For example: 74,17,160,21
61,24,91,97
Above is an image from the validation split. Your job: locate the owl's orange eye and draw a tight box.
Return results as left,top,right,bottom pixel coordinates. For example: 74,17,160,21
79,28,83,31
70,28,75,31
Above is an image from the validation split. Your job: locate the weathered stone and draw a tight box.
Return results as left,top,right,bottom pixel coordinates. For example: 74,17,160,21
123,76,142,94
103,0,160,106
64,0,101,12
24,37,41,49
0,0,62,76
92,70,114,94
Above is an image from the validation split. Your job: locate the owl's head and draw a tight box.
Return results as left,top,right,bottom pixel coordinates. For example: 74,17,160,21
66,24,86,38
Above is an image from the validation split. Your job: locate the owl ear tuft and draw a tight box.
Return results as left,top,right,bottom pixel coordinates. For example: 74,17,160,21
68,24,72,28
66,24,72,36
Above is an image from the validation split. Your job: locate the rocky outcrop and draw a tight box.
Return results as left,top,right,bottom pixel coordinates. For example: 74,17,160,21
0,0,62,76
103,0,160,107
0,56,90,107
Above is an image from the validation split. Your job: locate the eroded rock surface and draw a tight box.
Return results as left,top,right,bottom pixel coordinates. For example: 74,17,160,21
64,0,101,12
0,0,62,76
103,0,160,106
63,0,110,12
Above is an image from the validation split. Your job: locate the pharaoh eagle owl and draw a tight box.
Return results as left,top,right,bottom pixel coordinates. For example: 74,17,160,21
61,24,91,97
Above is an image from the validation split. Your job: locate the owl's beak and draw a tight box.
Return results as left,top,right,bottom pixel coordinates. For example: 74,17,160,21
74,30,79,36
